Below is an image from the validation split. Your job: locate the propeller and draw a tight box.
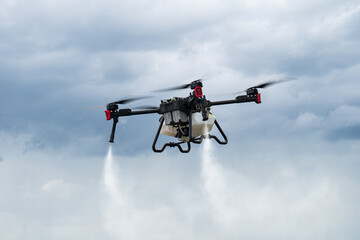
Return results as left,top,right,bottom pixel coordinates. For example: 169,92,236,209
236,76,296,94
108,96,152,105
82,96,152,109
249,76,296,89
152,79,204,92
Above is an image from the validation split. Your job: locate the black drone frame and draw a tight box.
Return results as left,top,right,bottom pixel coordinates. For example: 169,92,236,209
104,80,261,153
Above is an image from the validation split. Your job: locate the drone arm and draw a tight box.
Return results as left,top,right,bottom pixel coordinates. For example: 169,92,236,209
110,108,159,118
208,93,261,107
106,108,159,143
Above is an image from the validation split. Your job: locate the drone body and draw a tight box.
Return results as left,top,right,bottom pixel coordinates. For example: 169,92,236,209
102,79,270,153
160,111,215,142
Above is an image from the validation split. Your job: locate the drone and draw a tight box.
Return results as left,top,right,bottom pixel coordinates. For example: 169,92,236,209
101,78,291,153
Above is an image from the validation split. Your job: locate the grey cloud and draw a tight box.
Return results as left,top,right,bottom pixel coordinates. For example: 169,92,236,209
327,125,360,141
210,2,360,76
1,0,360,238
1,0,228,53
0,0,360,156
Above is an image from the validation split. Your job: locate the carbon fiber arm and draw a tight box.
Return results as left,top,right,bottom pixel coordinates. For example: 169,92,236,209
208,94,261,107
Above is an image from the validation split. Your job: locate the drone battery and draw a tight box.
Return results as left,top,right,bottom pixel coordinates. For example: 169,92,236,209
164,110,188,125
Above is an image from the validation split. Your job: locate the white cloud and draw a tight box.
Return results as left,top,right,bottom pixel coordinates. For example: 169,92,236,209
295,112,324,128
326,105,360,128
41,179,82,199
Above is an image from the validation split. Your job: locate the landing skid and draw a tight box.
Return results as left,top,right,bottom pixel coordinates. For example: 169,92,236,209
152,116,228,153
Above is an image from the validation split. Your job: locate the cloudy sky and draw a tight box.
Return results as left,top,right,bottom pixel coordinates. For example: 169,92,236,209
1,0,360,239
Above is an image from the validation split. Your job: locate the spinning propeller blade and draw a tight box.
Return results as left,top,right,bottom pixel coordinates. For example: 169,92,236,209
153,79,204,92
108,96,152,105
249,76,296,89
83,96,152,109
236,76,296,94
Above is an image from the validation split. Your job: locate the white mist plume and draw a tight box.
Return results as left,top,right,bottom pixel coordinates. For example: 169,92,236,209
102,139,341,239
102,146,188,240
103,146,138,239
201,136,232,224
104,146,121,201
199,125,339,238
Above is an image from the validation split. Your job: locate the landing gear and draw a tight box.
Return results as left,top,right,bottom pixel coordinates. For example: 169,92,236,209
152,116,228,153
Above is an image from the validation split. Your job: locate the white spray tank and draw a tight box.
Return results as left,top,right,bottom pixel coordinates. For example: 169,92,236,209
160,112,215,142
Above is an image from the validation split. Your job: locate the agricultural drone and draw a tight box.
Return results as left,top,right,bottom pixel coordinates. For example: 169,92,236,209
98,78,290,153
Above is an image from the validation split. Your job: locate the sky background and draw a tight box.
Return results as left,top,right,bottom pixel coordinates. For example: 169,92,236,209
1,0,360,239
